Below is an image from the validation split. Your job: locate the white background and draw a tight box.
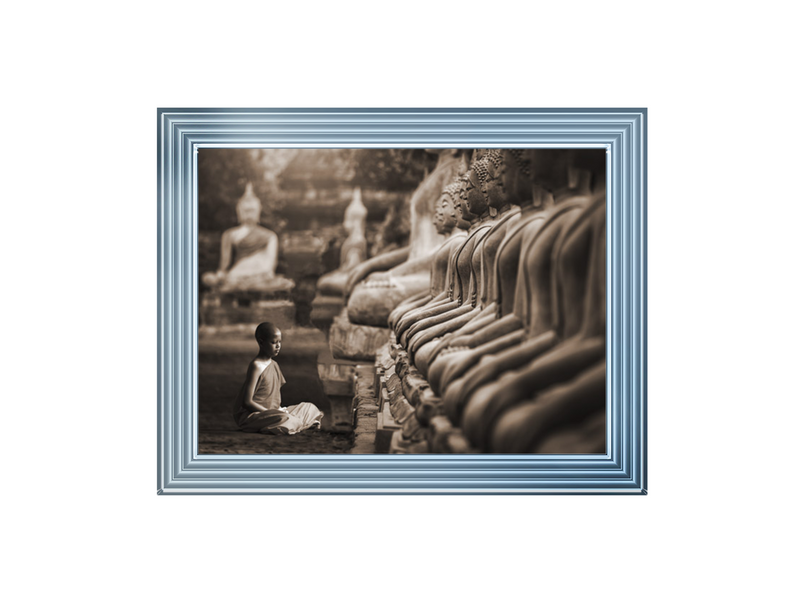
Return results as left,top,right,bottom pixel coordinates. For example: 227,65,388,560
2,1,801,601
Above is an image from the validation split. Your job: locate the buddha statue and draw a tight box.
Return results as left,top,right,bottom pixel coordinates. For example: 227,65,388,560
344,149,465,327
387,179,470,328
439,150,604,425
202,183,293,292
316,188,368,296
407,149,535,376
394,153,495,348
458,153,607,451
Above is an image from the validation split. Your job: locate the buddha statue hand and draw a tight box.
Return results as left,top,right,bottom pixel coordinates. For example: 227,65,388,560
401,413,427,441
415,390,444,427
202,269,227,289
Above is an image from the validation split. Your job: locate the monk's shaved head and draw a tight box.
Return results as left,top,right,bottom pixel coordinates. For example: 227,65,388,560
255,322,280,343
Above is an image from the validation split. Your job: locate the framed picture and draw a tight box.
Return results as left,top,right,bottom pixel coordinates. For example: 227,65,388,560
157,108,647,494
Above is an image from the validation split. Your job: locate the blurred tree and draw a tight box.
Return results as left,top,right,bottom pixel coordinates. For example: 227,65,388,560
198,149,290,231
349,149,436,191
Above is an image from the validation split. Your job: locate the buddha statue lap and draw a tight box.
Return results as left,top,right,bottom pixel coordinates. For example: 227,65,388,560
345,149,465,327
316,188,368,296
202,183,293,293
490,360,606,453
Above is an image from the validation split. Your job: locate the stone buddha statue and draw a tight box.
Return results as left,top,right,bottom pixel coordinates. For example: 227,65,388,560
394,153,495,347
439,150,603,423
456,154,606,451
344,149,465,327
202,183,293,292
387,178,470,329
316,187,368,296
408,149,536,376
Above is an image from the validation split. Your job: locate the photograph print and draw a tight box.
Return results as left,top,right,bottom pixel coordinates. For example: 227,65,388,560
198,147,606,455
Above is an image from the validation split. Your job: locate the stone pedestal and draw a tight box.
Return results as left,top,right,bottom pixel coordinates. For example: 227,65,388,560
200,288,295,330
317,351,358,432
311,294,344,331
329,309,390,361
375,385,401,453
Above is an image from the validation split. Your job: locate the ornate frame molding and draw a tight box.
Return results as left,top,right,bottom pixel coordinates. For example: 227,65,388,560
157,108,647,494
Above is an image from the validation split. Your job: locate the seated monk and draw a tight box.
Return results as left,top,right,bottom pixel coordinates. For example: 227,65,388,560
316,187,368,296
395,153,496,349
345,149,465,327
460,168,607,451
202,183,293,292
387,179,470,329
410,149,542,376
435,150,597,403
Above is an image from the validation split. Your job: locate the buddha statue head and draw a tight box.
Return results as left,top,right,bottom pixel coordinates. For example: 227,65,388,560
433,192,447,234
476,150,505,214
569,149,606,193
438,179,470,234
477,149,534,215
235,183,262,226
459,156,491,222
524,149,573,195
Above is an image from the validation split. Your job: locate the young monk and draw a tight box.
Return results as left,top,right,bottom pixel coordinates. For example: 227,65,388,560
232,322,324,434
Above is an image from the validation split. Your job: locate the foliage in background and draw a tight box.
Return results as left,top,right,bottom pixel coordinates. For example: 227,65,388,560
198,149,295,231
349,149,436,191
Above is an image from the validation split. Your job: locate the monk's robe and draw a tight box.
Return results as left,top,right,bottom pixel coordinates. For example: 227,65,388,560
233,361,323,435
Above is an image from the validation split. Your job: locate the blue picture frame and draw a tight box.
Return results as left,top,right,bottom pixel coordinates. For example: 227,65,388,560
157,108,647,494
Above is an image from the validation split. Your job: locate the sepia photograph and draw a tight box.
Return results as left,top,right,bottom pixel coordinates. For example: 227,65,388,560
198,147,606,455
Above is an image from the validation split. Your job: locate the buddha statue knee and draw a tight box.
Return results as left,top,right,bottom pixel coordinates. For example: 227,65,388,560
489,360,605,453
346,149,465,327
398,296,462,344
533,408,606,454
388,291,432,329
420,305,497,359
428,312,524,394
442,329,557,422
461,334,606,449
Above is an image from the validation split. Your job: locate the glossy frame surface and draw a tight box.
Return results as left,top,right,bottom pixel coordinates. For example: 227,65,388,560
157,108,647,494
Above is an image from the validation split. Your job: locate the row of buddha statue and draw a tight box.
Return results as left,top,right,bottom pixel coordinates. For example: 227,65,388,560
341,148,607,454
